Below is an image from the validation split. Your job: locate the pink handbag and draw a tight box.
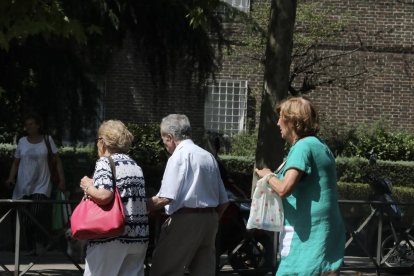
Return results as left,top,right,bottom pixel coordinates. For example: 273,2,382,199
70,156,125,240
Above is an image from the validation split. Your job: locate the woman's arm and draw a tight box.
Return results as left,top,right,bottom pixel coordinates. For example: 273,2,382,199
216,202,230,218
5,158,20,188
80,176,114,205
255,167,303,198
55,155,66,191
47,136,66,191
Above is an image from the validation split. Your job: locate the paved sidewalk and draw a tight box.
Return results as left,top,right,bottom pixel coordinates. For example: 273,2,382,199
1,251,414,276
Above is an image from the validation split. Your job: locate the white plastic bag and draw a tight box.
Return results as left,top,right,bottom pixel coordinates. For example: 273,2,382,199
246,174,284,232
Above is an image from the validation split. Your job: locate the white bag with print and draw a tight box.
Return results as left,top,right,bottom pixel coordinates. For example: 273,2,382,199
246,174,284,232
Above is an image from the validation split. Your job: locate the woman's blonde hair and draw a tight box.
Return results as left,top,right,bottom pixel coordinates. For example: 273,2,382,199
276,96,320,137
98,120,134,153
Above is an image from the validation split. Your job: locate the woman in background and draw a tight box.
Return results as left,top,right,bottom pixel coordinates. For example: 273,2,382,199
5,113,65,255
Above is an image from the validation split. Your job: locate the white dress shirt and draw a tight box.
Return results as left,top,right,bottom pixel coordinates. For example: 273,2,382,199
157,139,229,215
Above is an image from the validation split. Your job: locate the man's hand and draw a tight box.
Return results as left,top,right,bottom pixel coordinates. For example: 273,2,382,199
147,196,171,212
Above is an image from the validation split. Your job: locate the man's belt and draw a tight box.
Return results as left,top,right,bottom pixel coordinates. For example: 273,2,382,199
175,207,216,214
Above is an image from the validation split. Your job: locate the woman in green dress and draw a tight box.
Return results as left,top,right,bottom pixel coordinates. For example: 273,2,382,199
255,96,345,276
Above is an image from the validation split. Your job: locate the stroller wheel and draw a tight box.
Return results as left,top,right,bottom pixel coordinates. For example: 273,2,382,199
228,234,273,276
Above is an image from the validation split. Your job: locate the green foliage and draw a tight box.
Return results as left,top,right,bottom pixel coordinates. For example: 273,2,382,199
126,123,168,168
217,153,414,201
336,157,414,188
2,143,414,202
0,134,167,196
341,121,414,161
294,2,346,46
392,186,414,204
219,155,255,196
220,155,254,174
235,1,269,57
337,182,373,201
371,161,414,188
114,0,229,86
290,2,365,95
0,39,102,143
218,155,414,192
0,0,230,144
318,119,414,162
59,147,97,196
203,0,269,75
227,131,258,157
0,0,88,51
59,145,96,158
0,128,16,144
318,116,357,157
335,157,368,183
187,0,222,29
337,182,414,219
0,143,96,197
0,143,16,158
223,120,414,163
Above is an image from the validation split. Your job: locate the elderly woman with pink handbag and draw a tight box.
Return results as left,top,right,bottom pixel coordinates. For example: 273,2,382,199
78,120,149,276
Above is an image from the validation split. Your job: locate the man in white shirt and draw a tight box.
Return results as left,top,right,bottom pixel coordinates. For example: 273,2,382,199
147,114,229,276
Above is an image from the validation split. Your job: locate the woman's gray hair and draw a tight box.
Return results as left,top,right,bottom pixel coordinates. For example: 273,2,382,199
160,114,192,141
98,120,134,153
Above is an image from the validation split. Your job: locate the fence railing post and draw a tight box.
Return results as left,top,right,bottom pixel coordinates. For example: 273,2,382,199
14,208,20,276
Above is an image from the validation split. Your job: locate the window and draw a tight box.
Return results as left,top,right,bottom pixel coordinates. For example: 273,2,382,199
222,0,250,13
204,79,248,135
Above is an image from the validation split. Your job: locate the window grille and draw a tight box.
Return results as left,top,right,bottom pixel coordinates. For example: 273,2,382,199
221,0,250,13
204,79,248,135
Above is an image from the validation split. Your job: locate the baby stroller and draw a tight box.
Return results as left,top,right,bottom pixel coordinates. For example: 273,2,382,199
216,178,274,276
366,155,414,273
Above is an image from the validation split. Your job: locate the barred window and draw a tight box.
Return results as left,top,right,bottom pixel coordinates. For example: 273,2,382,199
222,0,250,13
204,79,248,135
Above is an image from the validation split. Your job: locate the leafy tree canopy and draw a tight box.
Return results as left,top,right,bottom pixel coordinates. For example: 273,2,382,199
0,0,88,51
290,2,367,95
0,0,229,144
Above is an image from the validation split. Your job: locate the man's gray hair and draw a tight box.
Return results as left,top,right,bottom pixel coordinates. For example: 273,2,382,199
160,114,192,141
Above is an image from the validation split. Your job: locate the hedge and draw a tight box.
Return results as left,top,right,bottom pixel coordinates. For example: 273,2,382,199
336,157,414,188
1,144,414,202
337,182,414,202
219,155,414,188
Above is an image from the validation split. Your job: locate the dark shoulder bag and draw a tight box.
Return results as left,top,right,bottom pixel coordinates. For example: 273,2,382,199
44,135,59,184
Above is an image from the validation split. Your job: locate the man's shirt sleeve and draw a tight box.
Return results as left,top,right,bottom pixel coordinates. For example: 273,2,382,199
158,153,186,200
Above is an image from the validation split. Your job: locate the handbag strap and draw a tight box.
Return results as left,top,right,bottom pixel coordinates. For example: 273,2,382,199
107,156,117,191
44,135,52,155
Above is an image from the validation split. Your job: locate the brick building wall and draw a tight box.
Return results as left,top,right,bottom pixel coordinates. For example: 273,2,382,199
103,33,206,132
208,0,413,134
302,0,414,132
102,2,269,134
213,20,267,131
103,0,414,134
310,51,413,130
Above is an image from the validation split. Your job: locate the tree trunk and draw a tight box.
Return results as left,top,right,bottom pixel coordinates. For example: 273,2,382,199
252,1,297,270
254,0,297,186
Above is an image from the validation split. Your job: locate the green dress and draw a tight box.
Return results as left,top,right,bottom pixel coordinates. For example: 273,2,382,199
275,136,345,275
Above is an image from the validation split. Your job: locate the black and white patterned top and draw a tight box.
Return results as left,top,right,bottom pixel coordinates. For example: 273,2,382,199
89,153,149,244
